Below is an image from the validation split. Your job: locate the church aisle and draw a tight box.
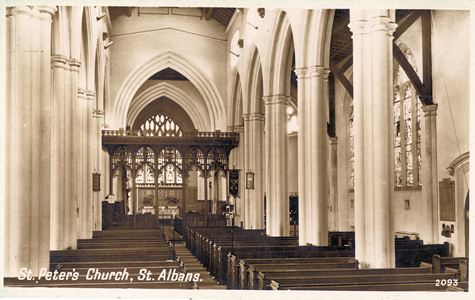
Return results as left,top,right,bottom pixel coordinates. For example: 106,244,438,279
163,225,226,289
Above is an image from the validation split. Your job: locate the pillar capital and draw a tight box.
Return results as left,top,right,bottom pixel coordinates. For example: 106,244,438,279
307,65,325,78
37,6,57,17
86,90,96,101
348,19,367,35
329,136,338,145
422,103,438,116
51,55,69,69
263,95,290,106
69,58,81,72
7,6,35,17
233,125,244,133
93,109,104,118
294,67,308,79
78,88,95,101
248,112,265,121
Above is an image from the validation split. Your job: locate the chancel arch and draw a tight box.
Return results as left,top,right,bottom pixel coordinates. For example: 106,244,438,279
126,81,209,131
112,51,226,130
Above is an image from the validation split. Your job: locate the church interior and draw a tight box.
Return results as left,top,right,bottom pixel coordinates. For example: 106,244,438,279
3,6,471,292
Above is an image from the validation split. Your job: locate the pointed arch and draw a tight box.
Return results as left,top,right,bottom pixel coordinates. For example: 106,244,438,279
229,68,244,127
305,9,334,69
243,45,264,114
112,51,226,130
265,10,296,96
126,82,209,131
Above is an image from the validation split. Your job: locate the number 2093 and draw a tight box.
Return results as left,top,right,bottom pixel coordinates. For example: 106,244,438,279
435,279,458,286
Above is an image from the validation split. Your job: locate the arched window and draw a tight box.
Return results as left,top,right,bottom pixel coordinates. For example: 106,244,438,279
158,147,183,186
348,104,354,190
139,112,182,137
135,147,155,185
394,73,422,188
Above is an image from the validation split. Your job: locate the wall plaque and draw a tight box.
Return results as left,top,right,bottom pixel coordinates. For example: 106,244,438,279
92,172,101,191
246,171,254,190
439,178,455,221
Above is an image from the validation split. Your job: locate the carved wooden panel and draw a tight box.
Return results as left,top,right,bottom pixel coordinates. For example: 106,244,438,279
439,178,455,221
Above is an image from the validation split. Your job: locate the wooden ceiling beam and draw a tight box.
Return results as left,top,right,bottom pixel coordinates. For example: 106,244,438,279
421,10,433,104
394,11,421,40
330,61,353,98
393,43,425,97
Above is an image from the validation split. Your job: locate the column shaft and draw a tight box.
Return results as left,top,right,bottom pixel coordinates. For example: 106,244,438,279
421,104,439,243
350,10,396,268
5,6,54,276
295,68,307,245
265,96,289,236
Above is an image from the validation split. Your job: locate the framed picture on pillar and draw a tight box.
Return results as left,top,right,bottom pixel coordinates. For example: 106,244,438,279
245,171,254,189
228,169,240,197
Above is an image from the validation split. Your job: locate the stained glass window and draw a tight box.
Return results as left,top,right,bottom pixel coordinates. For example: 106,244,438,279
394,88,402,187
158,147,183,186
139,112,182,137
349,105,355,189
393,83,423,188
416,100,422,186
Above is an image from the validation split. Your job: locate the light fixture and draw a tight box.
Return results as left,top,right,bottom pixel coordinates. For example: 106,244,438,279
104,40,114,49
246,21,258,30
96,12,107,21
229,50,240,58
237,39,244,48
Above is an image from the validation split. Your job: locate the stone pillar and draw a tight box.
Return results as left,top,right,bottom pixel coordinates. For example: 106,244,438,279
307,66,328,245
295,67,308,245
93,109,105,231
251,113,265,229
421,104,439,243
243,113,265,229
5,6,55,276
77,88,88,239
265,96,290,236
329,137,339,231
85,90,95,238
350,9,396,268
51,53,81,250
243,114,251,228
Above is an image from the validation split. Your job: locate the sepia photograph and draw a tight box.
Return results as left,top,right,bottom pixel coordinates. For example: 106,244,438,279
1,0,473,299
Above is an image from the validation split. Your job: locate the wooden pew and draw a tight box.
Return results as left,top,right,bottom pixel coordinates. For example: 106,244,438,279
242,257,358,290
284,281,468,291
255,267,431,290
269,272,457,290
226,247,354,287
432,255,469,281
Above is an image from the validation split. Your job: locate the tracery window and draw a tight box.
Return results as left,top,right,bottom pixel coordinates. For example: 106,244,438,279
348,104,354,190
158,147,183,186
393,44,423,189
139,112,182,137
393,83,422,188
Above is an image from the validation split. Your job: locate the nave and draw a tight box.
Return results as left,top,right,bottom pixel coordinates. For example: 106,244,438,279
3,5,471,295
4,221,469,291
